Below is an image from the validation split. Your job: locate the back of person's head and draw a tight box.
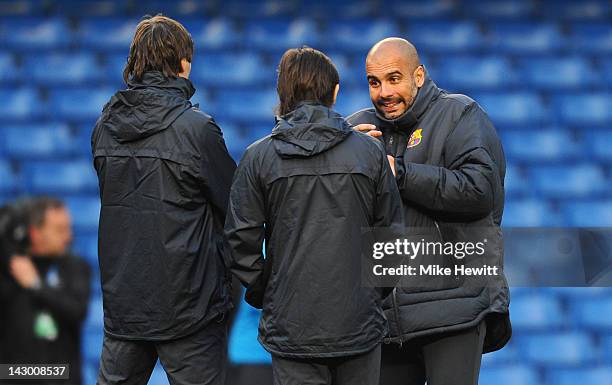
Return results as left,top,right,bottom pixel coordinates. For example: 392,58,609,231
276,47,339,116
123,15,193,83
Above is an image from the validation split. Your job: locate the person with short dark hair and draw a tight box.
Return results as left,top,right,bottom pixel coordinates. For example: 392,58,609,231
0,197,90,385
91,15,236,385
224,47,403,385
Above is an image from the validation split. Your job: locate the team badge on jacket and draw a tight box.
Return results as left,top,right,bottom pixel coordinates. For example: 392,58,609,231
407,128,423,148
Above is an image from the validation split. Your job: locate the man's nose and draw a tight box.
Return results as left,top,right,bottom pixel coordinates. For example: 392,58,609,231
380,82,394,99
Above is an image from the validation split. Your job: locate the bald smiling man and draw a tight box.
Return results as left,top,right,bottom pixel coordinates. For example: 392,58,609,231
347,38,511,385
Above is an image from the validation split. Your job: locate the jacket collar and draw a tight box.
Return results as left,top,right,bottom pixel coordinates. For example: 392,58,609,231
375,70,440,133
127,71,196,100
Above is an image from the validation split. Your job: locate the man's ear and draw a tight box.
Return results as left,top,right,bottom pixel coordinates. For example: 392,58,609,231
178,58,191,79
414,65,425,88
333,84,340,105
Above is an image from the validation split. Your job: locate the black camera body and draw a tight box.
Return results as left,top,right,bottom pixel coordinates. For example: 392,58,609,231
0,199,33,261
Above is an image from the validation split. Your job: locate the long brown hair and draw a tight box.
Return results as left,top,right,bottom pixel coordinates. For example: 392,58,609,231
123,15,193,83
276,47,339,116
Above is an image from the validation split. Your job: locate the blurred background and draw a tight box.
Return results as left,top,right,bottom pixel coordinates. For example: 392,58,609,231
0,0,610,384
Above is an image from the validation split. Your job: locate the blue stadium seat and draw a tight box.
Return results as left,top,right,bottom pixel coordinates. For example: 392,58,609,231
2,123,77,159
590,130,612,163
72,231,98,267
326,52,363,87
220,0,294,18
56,0,125,17
0,88,43,120
529,164,607,199
388,0,455,18
479,366,540,385
570,23,612,53
184,18,241,50
545,287,612,299
22,160,99,194
85,296,104,331
245,19,319,51
503,199,561,227
544,0,611,21
334,87,372,117
77,18,137,51
437,56,516,91
519,57,598,90
475,92,548,126
133,0,212,18
490,23,564,54
216,89,278,122
219,123,249,161
2,18,72,50
0,0,46,16
102,53,127,85
65,196,100,231
504,164,529,198
605,334,612,363
190,53,274,87
297,0,373,19
26,53,104,85
81,329,103,363
572,296,612,330
0,161,19,193
406,21,484,53
562,201,612,227
461,0,535,19
501,129,583,163
326,19,400,52
602,58,612,86
510,292,565,330
547,367,612,385
244,124,274,143
519,332,596,365
555,93,612,126
0,52,20,84
49,88,114,121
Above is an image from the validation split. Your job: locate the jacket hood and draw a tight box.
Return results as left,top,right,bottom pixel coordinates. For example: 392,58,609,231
375,70,440,133
99,71,196,143
271,102,352,158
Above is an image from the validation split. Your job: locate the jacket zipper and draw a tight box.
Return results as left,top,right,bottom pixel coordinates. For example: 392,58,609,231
391,287,403,347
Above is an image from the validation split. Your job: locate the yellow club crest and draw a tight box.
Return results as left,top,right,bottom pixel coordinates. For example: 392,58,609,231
407,128,423,149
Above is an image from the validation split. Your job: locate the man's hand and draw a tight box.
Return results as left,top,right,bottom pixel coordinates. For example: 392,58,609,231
353,124,382,138
387,155,396,176
10,255,40,289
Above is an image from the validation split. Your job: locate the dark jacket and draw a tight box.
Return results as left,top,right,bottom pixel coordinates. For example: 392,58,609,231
224,102,403,358
91,71,236,340
0,255,90,385
347,73,511,353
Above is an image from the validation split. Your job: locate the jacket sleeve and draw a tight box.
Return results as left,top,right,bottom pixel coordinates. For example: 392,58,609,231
372,143,405,298
200,121,238,224
223,148,267,309
373,143,404,229
394,104,501,221
31,258,91,325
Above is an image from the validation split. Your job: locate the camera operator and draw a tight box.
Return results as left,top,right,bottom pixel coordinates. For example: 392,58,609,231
0,197,90,385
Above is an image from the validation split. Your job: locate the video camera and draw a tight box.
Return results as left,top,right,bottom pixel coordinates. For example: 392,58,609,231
0,198,33,265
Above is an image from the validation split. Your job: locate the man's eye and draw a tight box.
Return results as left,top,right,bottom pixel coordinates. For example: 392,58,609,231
369,80,379,87
390,77,400,83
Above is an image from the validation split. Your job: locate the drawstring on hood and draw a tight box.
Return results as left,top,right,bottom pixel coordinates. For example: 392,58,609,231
99,71,196,143
271,102,352,159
